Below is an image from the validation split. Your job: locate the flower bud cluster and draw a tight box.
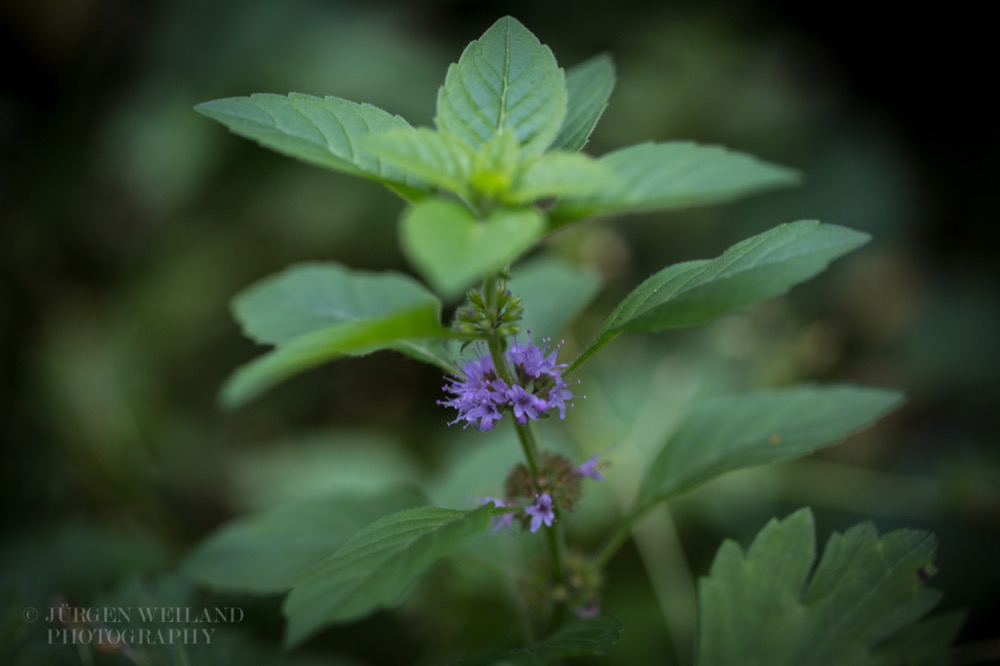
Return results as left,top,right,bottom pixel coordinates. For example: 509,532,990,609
453,284,523,338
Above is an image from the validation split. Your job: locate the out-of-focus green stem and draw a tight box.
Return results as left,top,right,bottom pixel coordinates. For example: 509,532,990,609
594,501,655,569
544,518,565,582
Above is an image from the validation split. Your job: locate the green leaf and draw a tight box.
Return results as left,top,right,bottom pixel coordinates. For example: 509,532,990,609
283,505,493,646
363,128,474,198
698,508,954,666
195,93,422,191
226,431,420,510
453,616,624,665
182,488,425,594
222,263,461,407
221,305,456,408
401,198,545,299
550,54,616,152
507,257,601,343
550,142,800,224
873,611,966,666
506,151,617,204
232,262,444,346
639,385,903,505
572,221,868,369
435,16,567,156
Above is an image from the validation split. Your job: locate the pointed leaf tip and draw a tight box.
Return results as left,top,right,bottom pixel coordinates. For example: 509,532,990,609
435,15,567,156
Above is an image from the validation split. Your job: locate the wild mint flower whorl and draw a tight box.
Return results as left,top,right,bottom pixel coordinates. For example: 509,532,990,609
439,337,576,431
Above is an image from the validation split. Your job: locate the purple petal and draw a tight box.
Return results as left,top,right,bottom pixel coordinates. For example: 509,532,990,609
578,455,604,481
524,493,555,533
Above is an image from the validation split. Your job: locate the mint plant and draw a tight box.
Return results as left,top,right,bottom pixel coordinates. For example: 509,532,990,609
189,16,960,663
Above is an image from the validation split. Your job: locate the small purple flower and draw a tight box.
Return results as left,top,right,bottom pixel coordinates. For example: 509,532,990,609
506,384,548,424
507,338,548,379
577,455,604,481
544,377,576,420
463,401,503,431
574,602,601,619
482,497,514,533
507,336,566,382
524,493,555,533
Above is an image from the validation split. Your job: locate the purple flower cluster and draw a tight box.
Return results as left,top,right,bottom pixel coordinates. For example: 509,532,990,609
440,338,575,431
482,454,606,536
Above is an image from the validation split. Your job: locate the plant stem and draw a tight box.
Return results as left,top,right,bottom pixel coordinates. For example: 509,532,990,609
512,423,559,571
482,271,568,624
593,501,656,569
513,419,541,478
515,419,569,628
544,521,565,582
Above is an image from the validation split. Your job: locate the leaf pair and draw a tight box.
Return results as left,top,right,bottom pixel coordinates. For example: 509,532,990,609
221,219,867,406
195,18,610,204
196,17,801,300
220,257,600,408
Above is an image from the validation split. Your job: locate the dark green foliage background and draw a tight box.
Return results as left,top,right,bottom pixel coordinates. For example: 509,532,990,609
2,1,996,664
